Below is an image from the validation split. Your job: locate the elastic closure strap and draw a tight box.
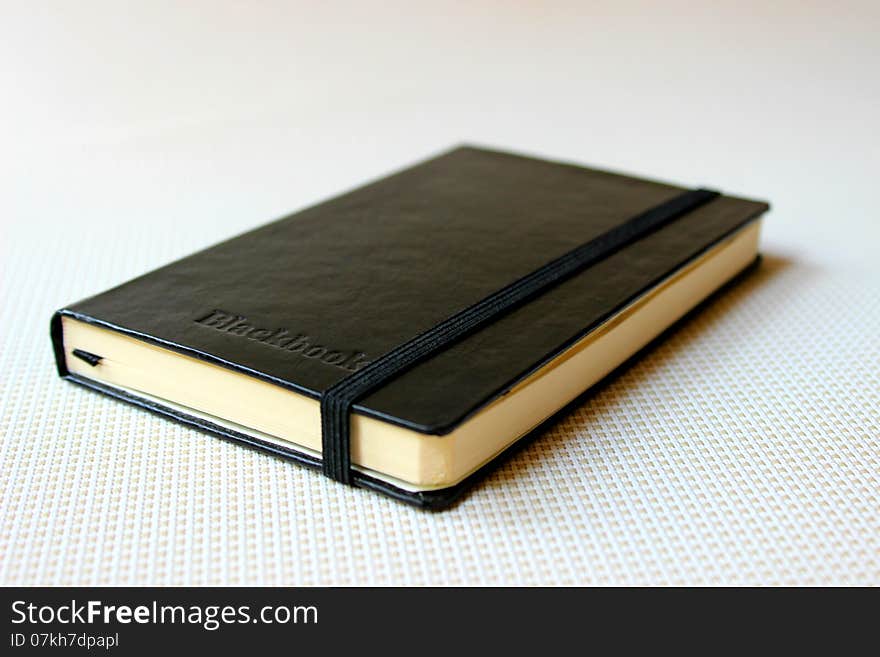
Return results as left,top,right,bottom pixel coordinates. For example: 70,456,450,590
320,188,720,483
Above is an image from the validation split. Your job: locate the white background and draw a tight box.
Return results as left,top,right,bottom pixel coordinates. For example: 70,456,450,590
1,2,878,585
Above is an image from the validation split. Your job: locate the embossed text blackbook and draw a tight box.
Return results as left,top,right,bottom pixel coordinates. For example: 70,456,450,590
51,146,769,508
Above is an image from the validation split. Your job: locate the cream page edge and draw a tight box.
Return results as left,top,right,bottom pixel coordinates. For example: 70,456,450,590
62,220,761,490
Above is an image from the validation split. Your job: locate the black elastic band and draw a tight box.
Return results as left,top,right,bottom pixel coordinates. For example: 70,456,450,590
320,188,720,483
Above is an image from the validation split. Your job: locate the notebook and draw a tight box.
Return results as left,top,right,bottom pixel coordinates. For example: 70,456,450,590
51,145,769,508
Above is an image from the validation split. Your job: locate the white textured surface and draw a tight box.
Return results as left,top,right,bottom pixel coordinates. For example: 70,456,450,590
1,1,878,585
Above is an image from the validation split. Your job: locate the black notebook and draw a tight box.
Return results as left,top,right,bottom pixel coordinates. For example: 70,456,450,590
51,146,769,508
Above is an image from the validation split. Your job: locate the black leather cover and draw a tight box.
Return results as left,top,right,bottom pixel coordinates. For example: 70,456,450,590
51,146,769,508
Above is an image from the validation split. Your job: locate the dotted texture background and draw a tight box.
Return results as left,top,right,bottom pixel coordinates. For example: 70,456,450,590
1,2,878,585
